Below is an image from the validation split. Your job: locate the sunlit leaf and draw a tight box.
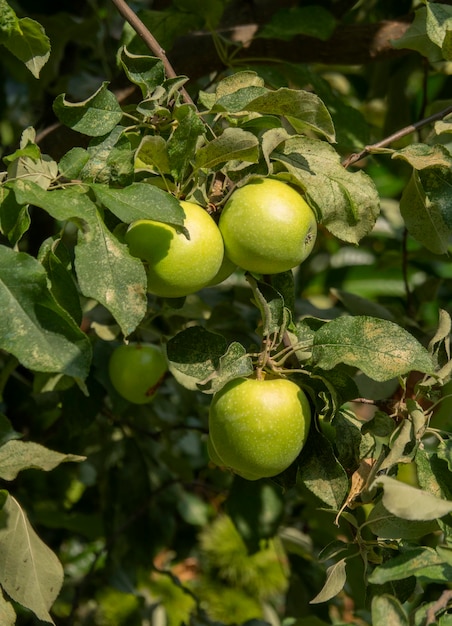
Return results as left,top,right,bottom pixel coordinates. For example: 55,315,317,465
0,587,15,626
367,499,439,539
372,475,452,520
368,546,452,584
0,494,63,624
272,136,380,243
53,82,123,137
246,88,335,143
1,16,50,78
195,128,259,170
74,210,147,337
371,594,409,626
400,169,452,255
119,46,165,97
310,558,347,604
0,440,85,481
311,316,434,382
392,7,443,62
91,181,185,226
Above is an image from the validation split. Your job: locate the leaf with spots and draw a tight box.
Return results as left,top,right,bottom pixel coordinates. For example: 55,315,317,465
272,136,380,243
0,494,64,624
74,208,147,337
311,316,434,382
166,326,228,391
10,180,155,340
297,429,349,509
53,82,123,137
0,246,91,379
0,440,85,481
399,167,452,254
166,327,253,393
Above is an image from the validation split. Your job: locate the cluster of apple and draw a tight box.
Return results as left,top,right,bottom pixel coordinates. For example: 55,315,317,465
108,178,316,480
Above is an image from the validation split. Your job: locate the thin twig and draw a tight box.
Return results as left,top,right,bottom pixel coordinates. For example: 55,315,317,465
342,104,452,168
109,0,195,106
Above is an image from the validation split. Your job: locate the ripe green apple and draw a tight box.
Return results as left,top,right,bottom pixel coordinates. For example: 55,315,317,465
206,253,237,286
125,200,224,298
108,343,167,404
208,377,311,480
219,178,317,275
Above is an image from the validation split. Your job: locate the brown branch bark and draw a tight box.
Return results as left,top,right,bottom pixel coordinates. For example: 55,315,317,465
342,104,452,168
109,0,195,106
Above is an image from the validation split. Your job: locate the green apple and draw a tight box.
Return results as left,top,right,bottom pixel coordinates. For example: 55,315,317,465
206,253,237,286
219,178,317,275
125,200,224,298
108,343,167,404
208,377,311,480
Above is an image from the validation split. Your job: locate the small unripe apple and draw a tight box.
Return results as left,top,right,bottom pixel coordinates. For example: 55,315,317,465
219,178,317,275
125,201,224,298
108,343,167,404
208,377,311,480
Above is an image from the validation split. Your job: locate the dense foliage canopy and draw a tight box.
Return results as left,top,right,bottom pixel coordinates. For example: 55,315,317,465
1,1,452,625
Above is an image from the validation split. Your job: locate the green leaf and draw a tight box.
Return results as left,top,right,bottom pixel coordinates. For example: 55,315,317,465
0,587,15,626
1,16,50,78
195,128,259,170
11,178,94,223
246,88,335,143
0,246,92,378
297,430,349,509
0,440,85,481
38,238,83,326
272,136,380,243
0,414,22,447
258,5,336,42
210,86,269,114
248,276,288,340
0,0,18,37
58,147,90,179
203,70,265,106
53,82,123,137
393,143,452,170
135,135,170,174
74,210,147,337
6,128,58,190
310,558,347,604
205,341,254,394
426,2,452,60
91,182,185,226
80,126,134,185
9,181,148,335
119,46,165,97
311,316,434,382
166,326,228,391
392,7,443,62
0,494,64,624
167,104,205,181
399,168,452,255
368,546,452,584
0,185,30,246
371,594,409,626
367,499,439,540
372,475,452,521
